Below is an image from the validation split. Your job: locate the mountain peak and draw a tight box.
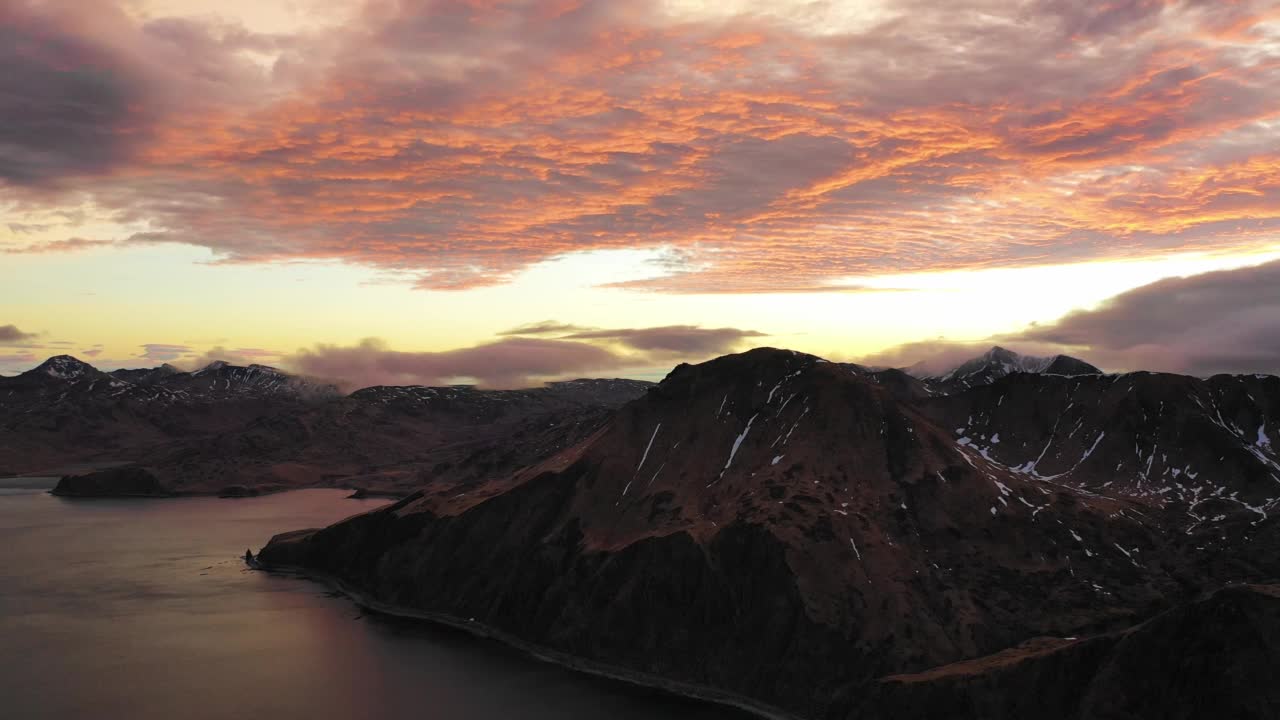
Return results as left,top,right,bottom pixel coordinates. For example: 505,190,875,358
29,355,100,380
1043,354,1102,376
923,346,1101,392
196,360,230,374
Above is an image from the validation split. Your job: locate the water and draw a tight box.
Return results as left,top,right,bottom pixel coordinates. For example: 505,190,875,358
0,482,749,720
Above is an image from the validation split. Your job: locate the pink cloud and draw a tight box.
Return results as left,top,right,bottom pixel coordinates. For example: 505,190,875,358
3,0,1278,293
3,237,113,254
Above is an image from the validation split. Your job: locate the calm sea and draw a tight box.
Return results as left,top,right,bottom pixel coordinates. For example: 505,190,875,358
0,482,748,720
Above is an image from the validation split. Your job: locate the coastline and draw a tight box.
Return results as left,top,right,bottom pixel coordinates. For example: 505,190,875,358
254,561,804,720
47,486,410,501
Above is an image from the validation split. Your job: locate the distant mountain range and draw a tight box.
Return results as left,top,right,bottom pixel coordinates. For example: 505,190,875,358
0,355,652,495
252,346,1280,719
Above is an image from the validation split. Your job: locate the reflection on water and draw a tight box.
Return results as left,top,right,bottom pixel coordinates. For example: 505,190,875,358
0,488,749,720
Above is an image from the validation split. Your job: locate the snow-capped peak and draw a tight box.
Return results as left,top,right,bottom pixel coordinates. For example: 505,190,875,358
937,347,1050,382
920,347,1101,391
32,355,98,380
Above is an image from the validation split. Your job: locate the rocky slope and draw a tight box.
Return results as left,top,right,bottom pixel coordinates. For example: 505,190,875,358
857,583,1280,719
258,347,1280,718
1,355,651,495
131,378,648,497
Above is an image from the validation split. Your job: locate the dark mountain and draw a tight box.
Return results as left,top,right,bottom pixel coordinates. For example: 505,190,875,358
258,347,1280,719
160,361,340,401
0,356,652,494
27,355,109,381
140,378,655,497
3,355,113,392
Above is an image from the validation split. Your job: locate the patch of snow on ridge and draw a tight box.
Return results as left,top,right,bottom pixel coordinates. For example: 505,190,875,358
721,413,760,476
636,423,661,472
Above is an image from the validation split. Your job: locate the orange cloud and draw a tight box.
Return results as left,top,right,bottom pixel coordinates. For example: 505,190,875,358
5,0,1280,293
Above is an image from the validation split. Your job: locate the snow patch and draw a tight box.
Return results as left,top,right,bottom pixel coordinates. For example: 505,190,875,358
721,413,760,476
636,423,661,472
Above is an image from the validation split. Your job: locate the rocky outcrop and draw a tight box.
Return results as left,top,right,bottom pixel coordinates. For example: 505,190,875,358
52,466,168,497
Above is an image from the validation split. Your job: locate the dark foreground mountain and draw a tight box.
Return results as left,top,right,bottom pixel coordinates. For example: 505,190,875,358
259,348,1280,719
857,583,1280,719
0,356,651,496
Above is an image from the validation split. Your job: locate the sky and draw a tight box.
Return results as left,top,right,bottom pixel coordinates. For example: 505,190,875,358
2,0,1280,386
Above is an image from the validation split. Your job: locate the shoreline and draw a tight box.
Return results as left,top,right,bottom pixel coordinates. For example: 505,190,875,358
47,486,410,501
254,561,803,720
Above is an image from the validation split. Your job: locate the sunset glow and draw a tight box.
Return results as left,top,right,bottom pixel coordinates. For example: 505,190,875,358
3,0,1280,382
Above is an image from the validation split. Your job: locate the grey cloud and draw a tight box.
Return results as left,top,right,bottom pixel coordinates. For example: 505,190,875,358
864,260,1280,377
1014,259,1280,376
0,1,153,186
0,324,38,344
139,343,193,363
499,321,767,357
498,321,589,336
563,325,767,355
284,337,632,390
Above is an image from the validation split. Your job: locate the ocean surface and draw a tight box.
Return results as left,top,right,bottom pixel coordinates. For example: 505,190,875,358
0,481,748,720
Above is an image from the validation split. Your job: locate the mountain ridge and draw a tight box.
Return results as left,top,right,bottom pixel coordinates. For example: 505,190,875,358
0,355,654,494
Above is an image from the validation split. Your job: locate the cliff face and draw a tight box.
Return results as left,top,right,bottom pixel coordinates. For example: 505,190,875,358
259,349,1280,718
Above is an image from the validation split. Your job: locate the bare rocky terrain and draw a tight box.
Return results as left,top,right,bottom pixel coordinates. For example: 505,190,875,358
259,347,1280,719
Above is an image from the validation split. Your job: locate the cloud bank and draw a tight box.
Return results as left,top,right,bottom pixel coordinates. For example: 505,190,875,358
864,260,1280,377
1017,259,1280,376
285,337,628,389
286,321,768,388
505,321,767,356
